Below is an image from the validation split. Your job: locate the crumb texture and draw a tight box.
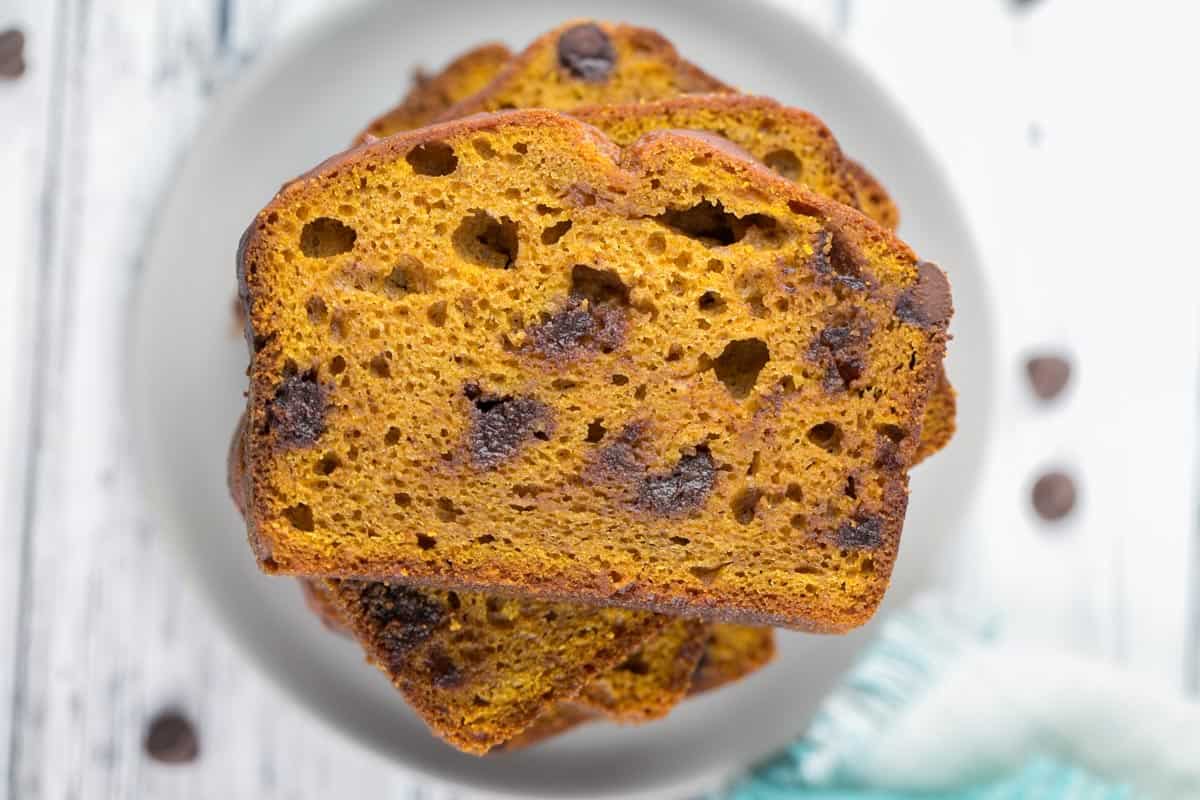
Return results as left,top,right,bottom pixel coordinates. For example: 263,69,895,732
239,111,950,631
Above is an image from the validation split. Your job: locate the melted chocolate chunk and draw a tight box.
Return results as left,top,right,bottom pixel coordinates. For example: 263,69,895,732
895,261,953,329
525,297,626,359
808,315,873,392
1025,354,1071,400
426,647,465,689
465,385,552,469
1031,471,1076,521
836,517,883,549
808,230,871,290
356,582,445,660
557,23,617,81
269,372,328,448
0,29,26,80
145,710,199,764
636,447,716,517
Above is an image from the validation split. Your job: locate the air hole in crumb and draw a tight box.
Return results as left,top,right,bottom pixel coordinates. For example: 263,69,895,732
611,374,629,386
306,296,327,323
446,591,461,609
513,142,529,154
426,300,448,327
747,451,761,477
585,419,607,443
711,338,770,399
282,503,314,531
698,291,726,313
807,422,842,451
315,453,341,475
476,534,496,544
618,656,650,676
384,426,401,445
406,141,458,176
845,476,857,499
416,533,437,550
731,487,763,524
634,384,647,400
393,492,411,506
570,264,630,306
540,220,573,245
435,497,464,522
646,233,666,253
369,354,391,378
654,200,775,246
690,562,731,585
472,139,496,159
790,513,806,530
878,424,906,443
785,483,803,503
329,355,347,375
386,255,431,295
453,210,519,268
763,149,802,181
670,536,690,545
665,344,683,362
299,218,356,258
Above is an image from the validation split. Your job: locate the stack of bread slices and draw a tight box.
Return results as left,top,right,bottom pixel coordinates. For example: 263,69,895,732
229,20,956,755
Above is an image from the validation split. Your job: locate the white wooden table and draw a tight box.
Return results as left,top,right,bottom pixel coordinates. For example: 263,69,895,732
2,1,1197,797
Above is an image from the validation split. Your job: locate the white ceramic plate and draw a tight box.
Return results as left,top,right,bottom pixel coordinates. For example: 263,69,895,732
131,1,994,797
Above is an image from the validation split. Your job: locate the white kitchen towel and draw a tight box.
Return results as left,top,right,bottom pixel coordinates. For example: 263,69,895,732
720,595,1200,799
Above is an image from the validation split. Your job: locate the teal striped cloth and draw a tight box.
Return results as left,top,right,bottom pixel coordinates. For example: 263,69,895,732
719,599,1134,800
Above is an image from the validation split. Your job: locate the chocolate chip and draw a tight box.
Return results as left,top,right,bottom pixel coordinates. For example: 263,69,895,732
0,29,26,80
525,298,626,360
145,710,199,764
836,517,883,549
268,372,328,448
809,318,873,392
636,447,716,517
426,647,465,689
1025,354,1071,400
466,387,552,469
352,582,445,663
895,261,953,329
557,23,616,81
1031,470,1076,521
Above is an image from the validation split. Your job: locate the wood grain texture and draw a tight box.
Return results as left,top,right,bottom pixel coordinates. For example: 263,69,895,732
1,0,1197,797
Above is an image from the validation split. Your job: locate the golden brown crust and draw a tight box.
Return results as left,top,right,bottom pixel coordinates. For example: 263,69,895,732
492,703,596,752
912,367,957,466
356,43,513,145
322,577,666,755
844,159,900,232
299,578,350,634
239,110,950,631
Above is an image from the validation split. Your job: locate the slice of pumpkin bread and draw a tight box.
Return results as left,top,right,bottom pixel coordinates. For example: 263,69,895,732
236,110,951,630
435,20,732,121
323,578,665,754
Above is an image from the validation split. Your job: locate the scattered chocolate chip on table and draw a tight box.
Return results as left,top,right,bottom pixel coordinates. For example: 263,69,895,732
145,710,199,764
0,28,26,79
1031,470,1077,522
1025,354,1071,400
